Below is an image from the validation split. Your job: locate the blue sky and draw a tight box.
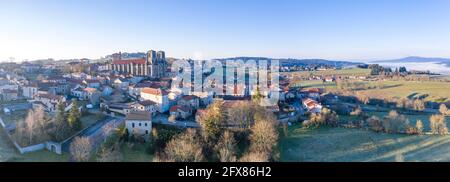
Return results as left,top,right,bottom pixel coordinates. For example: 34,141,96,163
1,0,450,61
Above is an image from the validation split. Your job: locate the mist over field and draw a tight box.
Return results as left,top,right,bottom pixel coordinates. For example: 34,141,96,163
376,62,450,75
366,57,450,75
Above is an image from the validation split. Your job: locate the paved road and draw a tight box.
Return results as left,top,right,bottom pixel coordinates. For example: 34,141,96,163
62,116,125,152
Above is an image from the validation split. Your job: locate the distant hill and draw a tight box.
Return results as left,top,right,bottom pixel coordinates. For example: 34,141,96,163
103,53,362,68
215,57,361,68
105,52,146,59
374,56,450,66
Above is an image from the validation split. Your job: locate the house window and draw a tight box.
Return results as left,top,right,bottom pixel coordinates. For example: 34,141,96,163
139,123,141,127
132,123,135,128
145,123,147,127
145,130,149,134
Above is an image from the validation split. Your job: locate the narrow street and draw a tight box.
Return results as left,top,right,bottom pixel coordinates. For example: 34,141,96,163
62,116,125,152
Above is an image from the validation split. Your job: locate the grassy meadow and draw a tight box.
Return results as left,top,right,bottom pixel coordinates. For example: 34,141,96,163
291,71,450,102
280,124,450,162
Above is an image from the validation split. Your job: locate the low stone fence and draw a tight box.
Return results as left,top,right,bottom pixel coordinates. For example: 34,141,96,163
0,116,63,154
11,141,63,155
13,142,46,154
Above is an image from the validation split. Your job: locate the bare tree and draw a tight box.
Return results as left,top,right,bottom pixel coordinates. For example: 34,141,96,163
439,104,449,116
249,111,278,159
430,114,448,135
24,110,37,145
350,106,363,116
416,120,424,135
102,124,114,143
239,151,270,162
15,107,48,145
97,142,123,162
413,99,425,111
34,106,47,132
367,116,383,132
215,130,237,162
161,129,205,162
70,137,93,162
356,92,370,105
383,110,410,134
305,108,338,128
227,101,255,129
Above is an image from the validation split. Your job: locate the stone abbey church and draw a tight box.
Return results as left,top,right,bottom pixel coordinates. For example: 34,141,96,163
109,50,168,78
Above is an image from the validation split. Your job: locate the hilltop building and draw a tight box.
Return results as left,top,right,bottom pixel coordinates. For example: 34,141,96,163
109,50,167,78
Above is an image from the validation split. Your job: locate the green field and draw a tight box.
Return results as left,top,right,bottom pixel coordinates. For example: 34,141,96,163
287,68,450,102
120,143,153,162
365,111,449,131
293,80,337,90
296,79,450,102
280,125,450,162
357,80,450,102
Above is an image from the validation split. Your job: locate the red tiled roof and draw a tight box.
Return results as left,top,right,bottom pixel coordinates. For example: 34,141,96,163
170,105,190,112
141,88,169,96
182,95,194,101
135,82,161,88
303,88,321,93
112,58,146,65
83,87,97,93
303,98,321,109
170,105,179,112
196,109,207,116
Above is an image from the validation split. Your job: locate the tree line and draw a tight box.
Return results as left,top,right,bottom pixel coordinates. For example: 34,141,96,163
13,99,83,146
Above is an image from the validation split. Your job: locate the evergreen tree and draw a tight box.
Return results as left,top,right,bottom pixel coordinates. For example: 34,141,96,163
251,87,263,104
198,101,225,142
122,128,130,142
68,99,82,131
51,102,70,141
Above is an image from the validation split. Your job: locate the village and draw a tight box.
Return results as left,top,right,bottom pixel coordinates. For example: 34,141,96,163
0,50,343,161
0,49,449,162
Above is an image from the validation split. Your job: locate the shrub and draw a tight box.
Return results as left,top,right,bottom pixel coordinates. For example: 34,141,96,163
382,110,410,134
239,151,270,162
304,108,338,128
70,137,93,162
416,120,424,135
430,114,448,135
367,116,383,132
158,129,205,162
